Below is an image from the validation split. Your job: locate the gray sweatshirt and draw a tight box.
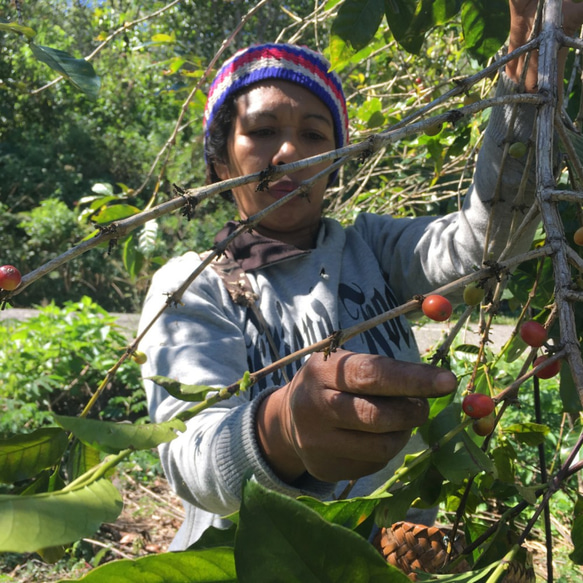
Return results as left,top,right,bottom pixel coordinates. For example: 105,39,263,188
138,74,538,550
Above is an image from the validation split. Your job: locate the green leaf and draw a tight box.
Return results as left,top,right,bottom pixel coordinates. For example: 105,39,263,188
56,548,237,582
92,203,141,224
0,479,122,552
235,479,408,583
67,440,102,482
516,484,540,505
0,20,36,39
331,0,385,52
299,495,383,530
571,499,583,564
189,524,237,550
149,375,215,402
54,415,186,454
384,0,416,46
29,43,101,100
504,333,528,363
122,234,144,280
385,0,461,54
491,443,516,484
461,0,510,63
503,422,550,446
0,427,68,484
151,33,176,43
454,343,481,354
91,182,115,196
429,407,493,483
432,431,493,484
559,360,583,413
138,220,158,256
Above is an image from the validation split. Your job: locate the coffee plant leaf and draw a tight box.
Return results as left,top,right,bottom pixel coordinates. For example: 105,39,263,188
433,430,493,484
299,494,384,530
149,374,216,401
503,422,550,447
55,548,237,582
331,0,385,52
559,361,583,413
0,478,122,553
28,43,101,100
0,427,68,484
385,0,461,55
91,203,141,224
188,524,237,551
67,440,102,482
490,443,516,484
54,415,186,454
570,499,583,565
460,0,509,63
235,479,408,583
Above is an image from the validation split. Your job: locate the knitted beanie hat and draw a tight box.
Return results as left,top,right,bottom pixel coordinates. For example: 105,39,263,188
203,43,349,154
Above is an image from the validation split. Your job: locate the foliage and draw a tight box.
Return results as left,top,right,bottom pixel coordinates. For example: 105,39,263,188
1,0,583,582
0,297,146,439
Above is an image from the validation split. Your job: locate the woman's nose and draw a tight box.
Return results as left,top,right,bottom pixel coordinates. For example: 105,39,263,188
272,135,300,165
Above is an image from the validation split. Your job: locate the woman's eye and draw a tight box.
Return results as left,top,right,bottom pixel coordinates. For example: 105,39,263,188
304,131,326,141
249,128,275,137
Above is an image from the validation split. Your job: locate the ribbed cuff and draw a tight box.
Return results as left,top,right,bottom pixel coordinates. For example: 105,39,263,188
216,387,336,502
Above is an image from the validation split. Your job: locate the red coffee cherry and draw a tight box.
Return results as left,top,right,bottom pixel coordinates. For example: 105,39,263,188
422,294,453,322
462,393,495,419
533,355,561,379
520,320,548,348
0,265,22,291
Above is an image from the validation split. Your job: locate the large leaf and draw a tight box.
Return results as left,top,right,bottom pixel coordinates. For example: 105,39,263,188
29,43,101,100
56,548,237,582
0,479,122,552
331,0,385,52
54,415,186,454
461,0,510,63
234,479,408,583
385,0,461,54
0,427,68,484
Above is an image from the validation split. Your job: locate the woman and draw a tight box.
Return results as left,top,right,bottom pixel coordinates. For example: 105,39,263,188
139,2,581,550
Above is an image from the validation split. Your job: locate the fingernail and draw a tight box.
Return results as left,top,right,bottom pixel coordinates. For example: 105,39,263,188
435,370,457,392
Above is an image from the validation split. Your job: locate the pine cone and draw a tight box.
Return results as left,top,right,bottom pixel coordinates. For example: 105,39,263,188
373,521,535,583
373,521,469,580
501,553,536,583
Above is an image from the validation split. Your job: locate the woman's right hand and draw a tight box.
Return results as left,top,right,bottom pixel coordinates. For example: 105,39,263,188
256,349,457,484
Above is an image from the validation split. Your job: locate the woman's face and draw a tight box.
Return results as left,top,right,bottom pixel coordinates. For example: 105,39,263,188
214,80,335,249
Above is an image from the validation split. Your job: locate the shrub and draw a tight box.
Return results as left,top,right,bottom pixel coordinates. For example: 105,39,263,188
0,296,145,438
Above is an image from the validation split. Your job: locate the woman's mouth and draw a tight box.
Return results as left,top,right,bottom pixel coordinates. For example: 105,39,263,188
269,180,301,200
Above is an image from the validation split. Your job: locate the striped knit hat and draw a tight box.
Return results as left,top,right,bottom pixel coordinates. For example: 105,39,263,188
203,43,349,153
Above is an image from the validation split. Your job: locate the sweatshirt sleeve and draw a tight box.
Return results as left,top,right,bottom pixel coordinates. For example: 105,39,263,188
138,252,334,518
355,72,540,304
